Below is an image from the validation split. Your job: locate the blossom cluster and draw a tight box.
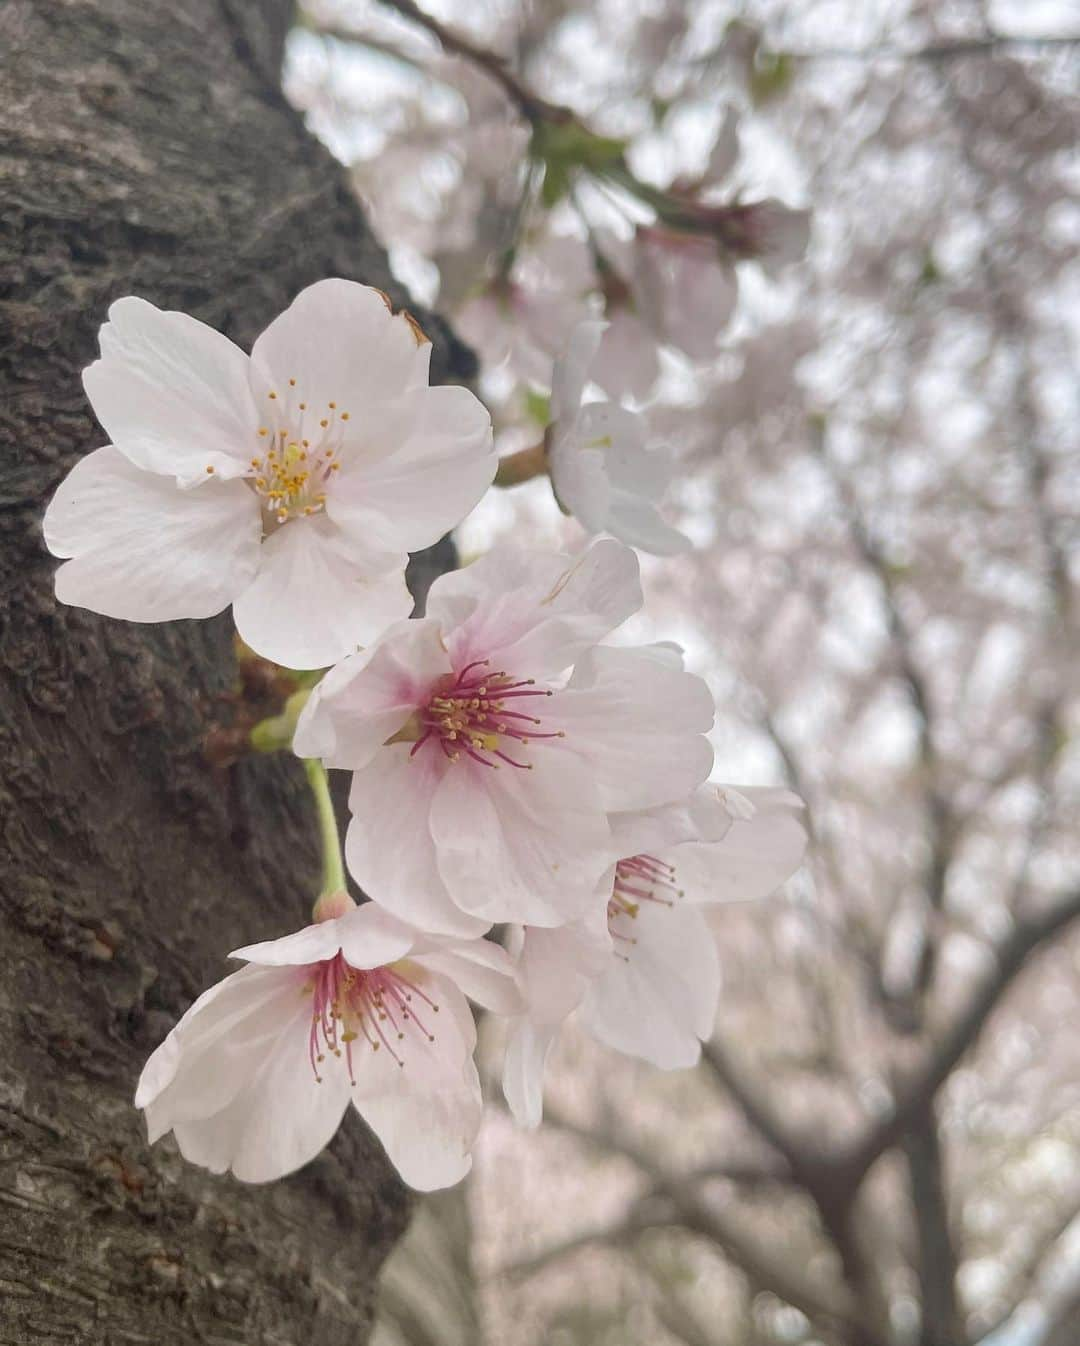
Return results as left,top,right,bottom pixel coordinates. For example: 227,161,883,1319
44,280,806,1191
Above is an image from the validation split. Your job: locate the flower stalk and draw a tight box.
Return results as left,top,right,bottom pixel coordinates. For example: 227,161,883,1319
494,441,548,487
303,756,347,899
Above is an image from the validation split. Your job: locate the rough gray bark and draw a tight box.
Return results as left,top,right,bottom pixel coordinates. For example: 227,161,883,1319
0,1,473,1341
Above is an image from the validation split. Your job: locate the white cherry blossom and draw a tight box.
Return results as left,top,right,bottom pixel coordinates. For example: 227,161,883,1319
503,783,807,1125
598,227,738,364
136,901,519,1190
294,541,715,937
547,322,691,556
43,279,496,669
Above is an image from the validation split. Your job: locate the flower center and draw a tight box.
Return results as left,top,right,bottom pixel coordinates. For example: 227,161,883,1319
410,658,564,770
307,952,439,1083
250,381,348,526
607,854,683,956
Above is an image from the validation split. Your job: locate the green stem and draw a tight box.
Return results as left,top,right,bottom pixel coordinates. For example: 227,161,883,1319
303,757,347,897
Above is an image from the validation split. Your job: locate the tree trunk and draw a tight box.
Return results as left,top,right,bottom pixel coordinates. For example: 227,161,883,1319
0,1,472,1340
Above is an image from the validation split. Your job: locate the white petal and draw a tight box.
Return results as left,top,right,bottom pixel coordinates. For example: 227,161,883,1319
250,279,431,420
551,320,607,424
413,937,523,1015
138,963,354,1182
502,1018,557,1128
554,645,714,811
136,964,291,1115
83,296,256,484
428,750,612,927
231,903,420,970
292,618,451,769
346,746,490,939
605,490,692,556
174,994,352,1183
590,310,660,402
583,902,720,1069
573,402,670,497
515,914,612,1025
673,788,807,904
548,437,612,534
352,977,482,1191
328,384,495,553
44,446,261,621
706,106,740,183
609,787,733,859
425,539,642,679
232,515,412,670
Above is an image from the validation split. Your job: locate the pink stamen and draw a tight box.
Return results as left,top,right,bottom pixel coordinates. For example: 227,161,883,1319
410,662,565,769
607,854,684,946
307,952,439,1081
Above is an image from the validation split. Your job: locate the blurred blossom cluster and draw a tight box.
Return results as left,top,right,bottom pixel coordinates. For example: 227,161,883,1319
287,2,1080,1345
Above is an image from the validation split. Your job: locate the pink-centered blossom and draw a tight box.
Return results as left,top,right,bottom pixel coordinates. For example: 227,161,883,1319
503,784,807,1126
548,322,691,556
136,902,519,1189
293,541,716,937
43,280,495,670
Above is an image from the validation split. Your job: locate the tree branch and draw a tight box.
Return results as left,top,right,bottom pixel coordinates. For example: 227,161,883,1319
373,0,568,123
844,886,1080,1180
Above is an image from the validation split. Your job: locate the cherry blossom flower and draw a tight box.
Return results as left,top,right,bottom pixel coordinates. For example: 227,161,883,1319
547,322,691,556
597,227,737,364
503,784,807,1125
136,901,520,1189
717,198,811,273
293,541,715,937
43,280,495,669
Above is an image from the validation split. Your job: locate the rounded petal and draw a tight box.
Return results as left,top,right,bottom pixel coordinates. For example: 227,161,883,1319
573,402,670,497
606,491,692,556
426,539,643,679
292,618,451,769
548,437,612,534
250,279,431,420
138,963,354,1183
674,787,807,904
551,320,607,424
173,996,353,1183
515,914,612,1026
428,750,612,927
555,645,715,811
230,903,420,971
502,1017,558,1128
590,310,660,402
583,902,720,1069
412,937,523,1015
327,384,495,553
346,746,490,939
44,446,261,621
136,964,293,1116
231,515,412,670
609,788,733,859
82,296,257,485
352,977,482,1191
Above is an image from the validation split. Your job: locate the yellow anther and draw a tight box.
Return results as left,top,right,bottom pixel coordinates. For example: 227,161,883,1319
205,465,215,474
328,401,337,409
340,412,350,421
288,378,296,386
319,418,329,428
258,428,268,437
268,391,277,400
